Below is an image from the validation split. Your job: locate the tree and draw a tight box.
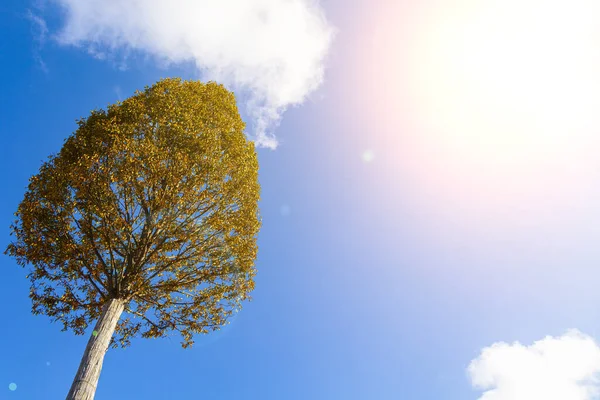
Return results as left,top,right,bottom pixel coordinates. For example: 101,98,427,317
5,78,261,400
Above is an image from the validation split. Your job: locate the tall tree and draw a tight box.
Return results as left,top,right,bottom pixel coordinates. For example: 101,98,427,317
5,78,261,400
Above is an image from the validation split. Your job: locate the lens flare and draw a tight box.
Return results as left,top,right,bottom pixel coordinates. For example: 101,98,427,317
408,0,600,167
361,0,600,233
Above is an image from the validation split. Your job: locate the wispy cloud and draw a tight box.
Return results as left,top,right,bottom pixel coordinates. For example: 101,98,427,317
51,0,336,149
468,330,600,400
113,85,123,101
26,9,49,73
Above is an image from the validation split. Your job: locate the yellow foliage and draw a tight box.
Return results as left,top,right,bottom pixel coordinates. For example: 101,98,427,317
5,78,261,348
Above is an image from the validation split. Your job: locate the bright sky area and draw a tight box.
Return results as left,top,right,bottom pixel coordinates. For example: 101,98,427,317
3,0,600,399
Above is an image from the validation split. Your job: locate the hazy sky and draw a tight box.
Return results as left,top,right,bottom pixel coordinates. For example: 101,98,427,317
3,0,600,399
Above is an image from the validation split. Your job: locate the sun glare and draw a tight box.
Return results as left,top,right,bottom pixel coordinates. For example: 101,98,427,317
359,0,600,229
409,0,600,166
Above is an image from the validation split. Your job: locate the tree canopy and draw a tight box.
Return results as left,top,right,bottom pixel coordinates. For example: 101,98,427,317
6,78,261,348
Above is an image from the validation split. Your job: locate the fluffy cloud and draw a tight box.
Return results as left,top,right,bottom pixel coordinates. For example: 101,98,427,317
468,330,600,400
52,0,335,149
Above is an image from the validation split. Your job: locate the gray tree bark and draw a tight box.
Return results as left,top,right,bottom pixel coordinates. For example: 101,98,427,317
66,298,125,400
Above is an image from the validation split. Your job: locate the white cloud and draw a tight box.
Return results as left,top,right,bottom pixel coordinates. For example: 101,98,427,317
468,330,600,400
51,0,336,149
26,9,49,73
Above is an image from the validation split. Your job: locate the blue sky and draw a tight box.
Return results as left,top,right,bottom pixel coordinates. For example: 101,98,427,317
4,0,600,399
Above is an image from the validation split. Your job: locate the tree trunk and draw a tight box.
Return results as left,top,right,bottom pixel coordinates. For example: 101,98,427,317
66,298,125,400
